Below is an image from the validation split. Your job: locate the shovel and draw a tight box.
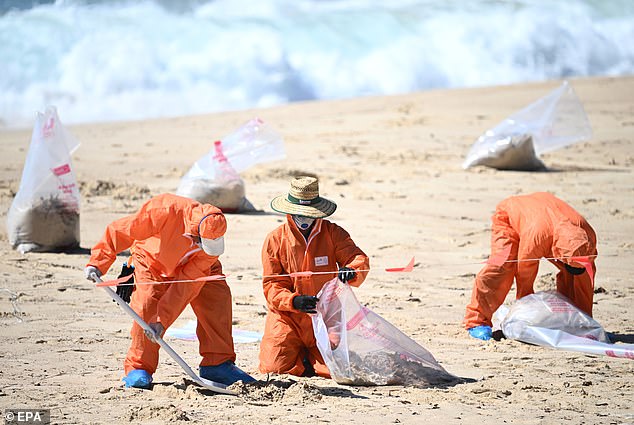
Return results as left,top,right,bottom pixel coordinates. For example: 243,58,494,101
93,273,237,395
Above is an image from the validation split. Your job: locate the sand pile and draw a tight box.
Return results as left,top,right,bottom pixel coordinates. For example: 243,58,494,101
228,380,322,404
127,404,189,422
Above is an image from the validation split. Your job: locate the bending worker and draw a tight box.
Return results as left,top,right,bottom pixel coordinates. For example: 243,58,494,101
85,193,255,388
464,192,598,340
259,176,370,377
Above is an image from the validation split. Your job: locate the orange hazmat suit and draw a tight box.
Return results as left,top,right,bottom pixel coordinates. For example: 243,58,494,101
259,215,370,377
464,192,597,330
87,193,236,374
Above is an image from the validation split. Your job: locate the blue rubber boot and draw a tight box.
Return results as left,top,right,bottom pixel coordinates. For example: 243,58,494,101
468,325,493,341
200,361,256,385
122,369,153,389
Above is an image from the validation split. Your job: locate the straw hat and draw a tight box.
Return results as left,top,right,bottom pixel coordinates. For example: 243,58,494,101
271,176,337,218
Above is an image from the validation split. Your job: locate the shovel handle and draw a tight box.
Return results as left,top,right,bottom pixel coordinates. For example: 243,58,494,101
92,273,237,395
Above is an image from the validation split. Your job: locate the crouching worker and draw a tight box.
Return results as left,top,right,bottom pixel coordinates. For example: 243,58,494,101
464,192,598,341
85,193,255,388
259,176,370,377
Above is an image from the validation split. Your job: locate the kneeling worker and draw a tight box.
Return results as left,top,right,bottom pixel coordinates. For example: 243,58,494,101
259,176,370,377
85,193,255,388
464,192,598,340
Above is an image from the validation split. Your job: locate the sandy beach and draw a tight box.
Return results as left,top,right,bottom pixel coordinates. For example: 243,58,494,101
0,76,632,424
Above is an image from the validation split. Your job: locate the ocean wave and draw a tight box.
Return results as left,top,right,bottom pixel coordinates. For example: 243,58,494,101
1,0,633,127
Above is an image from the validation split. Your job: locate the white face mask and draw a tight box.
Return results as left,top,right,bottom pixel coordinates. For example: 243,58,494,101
199,236,225,256
292,215,315,231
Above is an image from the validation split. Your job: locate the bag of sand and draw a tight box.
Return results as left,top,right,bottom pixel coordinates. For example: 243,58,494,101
176,118,285,212
312,278,456,386
7,106,81,253
463,81,592,171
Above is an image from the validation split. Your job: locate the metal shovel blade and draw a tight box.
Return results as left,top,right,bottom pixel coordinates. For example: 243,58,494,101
94,274,237,395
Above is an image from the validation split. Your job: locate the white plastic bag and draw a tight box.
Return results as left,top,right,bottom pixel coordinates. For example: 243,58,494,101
7,106,81,253
493,291,634,359
177,118,285,212
214,118,286,173
312,278,456,386
177,140,250,212
463,81,592,170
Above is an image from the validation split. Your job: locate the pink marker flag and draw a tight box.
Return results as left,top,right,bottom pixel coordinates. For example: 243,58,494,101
385,257,415,272
570,256,595,285
95,275,135,287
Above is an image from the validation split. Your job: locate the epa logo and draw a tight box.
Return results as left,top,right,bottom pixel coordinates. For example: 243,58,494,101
4,409,50,424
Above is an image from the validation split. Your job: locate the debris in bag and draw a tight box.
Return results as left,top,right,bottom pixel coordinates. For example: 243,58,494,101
312,278,457,386
465,134,546,171
178,140,252,212
463,81,592,170
177,118,285,212
9,195,79,252
7,106,81,253
493,291,634,359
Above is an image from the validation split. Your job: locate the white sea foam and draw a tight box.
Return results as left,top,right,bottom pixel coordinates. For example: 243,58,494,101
1,0,633,127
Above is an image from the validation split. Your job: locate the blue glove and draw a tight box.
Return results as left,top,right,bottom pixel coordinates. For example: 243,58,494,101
468,325,493,341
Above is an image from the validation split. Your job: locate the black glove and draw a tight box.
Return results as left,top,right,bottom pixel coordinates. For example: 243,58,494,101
292,295,319,314
564,263,586,275
115,263,135,303
338,267,356,283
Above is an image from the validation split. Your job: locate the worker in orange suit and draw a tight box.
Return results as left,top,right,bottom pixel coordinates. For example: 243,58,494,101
464,192,598,340
84,193,255,388
259,176,370,377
